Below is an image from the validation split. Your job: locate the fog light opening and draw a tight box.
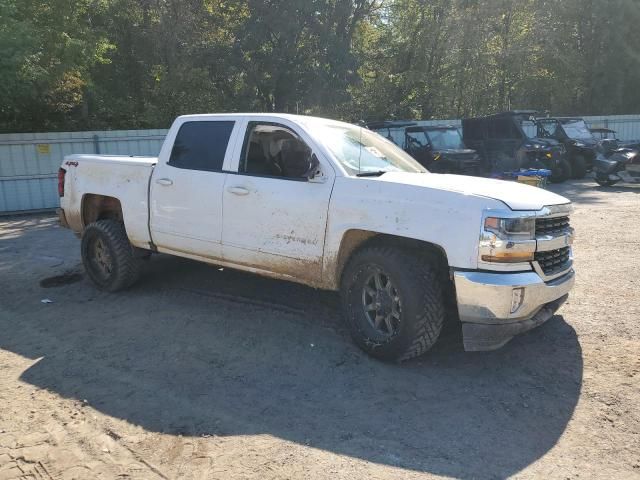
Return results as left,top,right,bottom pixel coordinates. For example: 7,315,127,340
511,288,525,314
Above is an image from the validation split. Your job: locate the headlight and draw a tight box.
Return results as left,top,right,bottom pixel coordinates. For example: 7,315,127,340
484,217,535,240
480,216,536,264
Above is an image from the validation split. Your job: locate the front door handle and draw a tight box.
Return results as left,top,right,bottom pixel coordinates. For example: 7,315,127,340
227,186,250,196
156,178,173,186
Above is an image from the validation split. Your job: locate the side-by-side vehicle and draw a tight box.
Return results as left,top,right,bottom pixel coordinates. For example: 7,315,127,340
588,128,640,186
462,111,571,183
367,121,481,175
535,117,597,178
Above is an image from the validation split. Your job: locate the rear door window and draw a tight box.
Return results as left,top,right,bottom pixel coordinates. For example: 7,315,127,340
169,121,235,171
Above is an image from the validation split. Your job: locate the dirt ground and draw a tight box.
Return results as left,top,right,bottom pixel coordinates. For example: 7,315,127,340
0,179,638,480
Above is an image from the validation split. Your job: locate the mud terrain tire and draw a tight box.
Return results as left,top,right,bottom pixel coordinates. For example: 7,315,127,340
81,220,141,292
549,159,572,183
341,246,445,362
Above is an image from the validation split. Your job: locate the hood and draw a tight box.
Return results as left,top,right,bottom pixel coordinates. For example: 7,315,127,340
376,172,570,211
435,149,477,156
618,140,640,150
572,138,598,149
524,138,561,150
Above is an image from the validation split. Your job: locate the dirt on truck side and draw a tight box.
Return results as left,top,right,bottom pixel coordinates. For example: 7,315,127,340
0,180,639,479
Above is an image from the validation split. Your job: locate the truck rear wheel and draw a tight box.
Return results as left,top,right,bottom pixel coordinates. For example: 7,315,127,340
340,246,445,362
81,219,141,292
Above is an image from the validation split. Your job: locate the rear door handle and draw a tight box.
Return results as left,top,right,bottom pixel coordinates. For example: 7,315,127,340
156,178,173,186
227,186,250,196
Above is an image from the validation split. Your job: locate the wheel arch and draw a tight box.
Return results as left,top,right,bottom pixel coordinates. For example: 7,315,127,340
328,229,450,290
81,194,124,228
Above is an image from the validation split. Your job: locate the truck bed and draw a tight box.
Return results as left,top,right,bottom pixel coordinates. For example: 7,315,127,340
64,154,158,167
61,154,158,248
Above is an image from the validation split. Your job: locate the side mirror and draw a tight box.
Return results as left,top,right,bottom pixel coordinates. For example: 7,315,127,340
306,153,320,179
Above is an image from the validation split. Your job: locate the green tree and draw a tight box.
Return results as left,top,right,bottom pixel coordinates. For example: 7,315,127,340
2,0,640,133
0,0,111,131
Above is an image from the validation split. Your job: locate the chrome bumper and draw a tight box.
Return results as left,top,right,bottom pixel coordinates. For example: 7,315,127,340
453,269,575,351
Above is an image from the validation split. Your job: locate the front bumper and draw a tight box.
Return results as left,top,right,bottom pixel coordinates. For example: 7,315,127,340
453,269,574,351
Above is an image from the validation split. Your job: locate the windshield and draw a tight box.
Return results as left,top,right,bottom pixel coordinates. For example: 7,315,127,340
406,130,429,147
562,120,594,140
426,128,465,150
520,119,538,139
537,120,560,137
315,123,426,175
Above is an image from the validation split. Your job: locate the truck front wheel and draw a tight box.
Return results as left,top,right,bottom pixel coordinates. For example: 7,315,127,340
81,219,141,292
571,155,588,179
549,159,572,183
340,246,445,362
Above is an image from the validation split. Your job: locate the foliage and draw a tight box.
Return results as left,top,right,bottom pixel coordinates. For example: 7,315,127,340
1,0,639,132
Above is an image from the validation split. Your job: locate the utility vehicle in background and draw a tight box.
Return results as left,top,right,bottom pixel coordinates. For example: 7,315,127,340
462,111,571,182
590,127,640,156
367,121,481,175
535,117,597,179
583,127,640,186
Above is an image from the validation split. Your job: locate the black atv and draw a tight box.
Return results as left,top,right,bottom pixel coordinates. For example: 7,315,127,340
462,111,571,183
535,117,597,179
589,128,640,186
590,127,640,155
367,121,481,175
593,149,640,186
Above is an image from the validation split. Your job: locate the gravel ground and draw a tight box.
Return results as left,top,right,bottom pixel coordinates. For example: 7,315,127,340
0,179,638,480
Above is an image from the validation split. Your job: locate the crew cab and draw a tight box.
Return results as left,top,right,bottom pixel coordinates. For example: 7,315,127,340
58,114,575,361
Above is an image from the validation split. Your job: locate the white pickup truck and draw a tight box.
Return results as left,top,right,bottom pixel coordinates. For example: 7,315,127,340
58,114,575,361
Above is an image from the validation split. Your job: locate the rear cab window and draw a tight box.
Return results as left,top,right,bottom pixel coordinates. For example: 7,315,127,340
169,121,235,171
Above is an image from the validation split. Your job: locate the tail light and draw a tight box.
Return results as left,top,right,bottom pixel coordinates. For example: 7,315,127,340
58,168,66,197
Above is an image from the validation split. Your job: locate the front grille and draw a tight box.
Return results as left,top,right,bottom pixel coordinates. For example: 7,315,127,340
535,247,571,275
536,216,570,236
450,154,480,162
447,152,476,160
447,153,481,174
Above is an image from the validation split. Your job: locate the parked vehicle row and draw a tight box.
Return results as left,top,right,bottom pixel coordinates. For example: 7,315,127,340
367,111,640,185
58,113,576,362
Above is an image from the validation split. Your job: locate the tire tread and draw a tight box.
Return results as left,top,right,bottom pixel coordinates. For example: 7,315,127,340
81,220,141,291
342,245,445,362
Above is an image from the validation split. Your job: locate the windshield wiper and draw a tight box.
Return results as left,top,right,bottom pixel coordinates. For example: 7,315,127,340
356,170,389,177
